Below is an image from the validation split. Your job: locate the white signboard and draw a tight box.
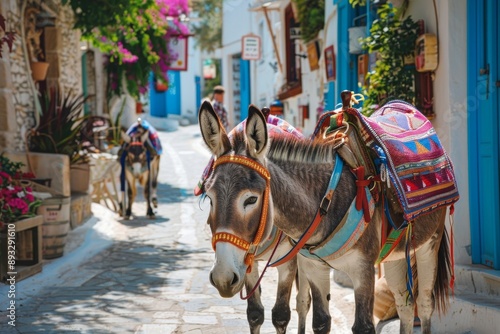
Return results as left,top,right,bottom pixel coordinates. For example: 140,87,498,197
241,34,261,60
168,38,188,71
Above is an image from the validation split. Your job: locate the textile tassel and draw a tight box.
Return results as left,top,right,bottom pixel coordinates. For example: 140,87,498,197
449,205,456,296
405,223,414,303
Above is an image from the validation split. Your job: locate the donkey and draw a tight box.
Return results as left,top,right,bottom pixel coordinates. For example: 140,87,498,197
120,119,161,219
197,110,332,333
199,101,452,334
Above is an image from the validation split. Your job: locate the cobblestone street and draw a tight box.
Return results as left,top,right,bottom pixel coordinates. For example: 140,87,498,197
0,124,361,333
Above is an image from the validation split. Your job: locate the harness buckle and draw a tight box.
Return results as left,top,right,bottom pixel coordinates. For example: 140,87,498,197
247,244,258,255
319,193,332,216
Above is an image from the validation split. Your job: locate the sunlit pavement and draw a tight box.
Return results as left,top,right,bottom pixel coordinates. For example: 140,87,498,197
0,124,400,334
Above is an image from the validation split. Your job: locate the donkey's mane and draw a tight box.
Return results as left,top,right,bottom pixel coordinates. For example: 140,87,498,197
231,131,334,164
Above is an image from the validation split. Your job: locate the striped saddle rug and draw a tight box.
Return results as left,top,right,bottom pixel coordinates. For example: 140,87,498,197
126,119,163,155
353,101,459,221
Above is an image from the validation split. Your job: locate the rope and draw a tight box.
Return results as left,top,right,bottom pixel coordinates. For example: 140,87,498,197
240,231,284,300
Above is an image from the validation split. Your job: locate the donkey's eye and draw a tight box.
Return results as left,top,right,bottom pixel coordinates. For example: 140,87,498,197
244,196,258,207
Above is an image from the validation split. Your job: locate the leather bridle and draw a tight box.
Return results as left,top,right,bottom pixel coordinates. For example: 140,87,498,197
210,154,270,273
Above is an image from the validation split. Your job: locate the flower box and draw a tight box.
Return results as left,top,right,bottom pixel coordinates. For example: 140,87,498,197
3,151,71,197
0,215,43,283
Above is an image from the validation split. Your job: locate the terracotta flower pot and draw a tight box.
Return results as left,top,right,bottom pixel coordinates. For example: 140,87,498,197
155,81,168,92
30,61,49,81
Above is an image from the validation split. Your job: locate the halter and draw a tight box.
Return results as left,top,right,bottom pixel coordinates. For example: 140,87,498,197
211,154,271,272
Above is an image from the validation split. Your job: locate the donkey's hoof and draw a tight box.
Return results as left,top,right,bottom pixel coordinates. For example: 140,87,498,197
147,214,156,219
152,197,158,208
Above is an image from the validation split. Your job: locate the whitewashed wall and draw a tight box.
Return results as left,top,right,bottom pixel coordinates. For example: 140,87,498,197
180,36,202,122
405,0,470,266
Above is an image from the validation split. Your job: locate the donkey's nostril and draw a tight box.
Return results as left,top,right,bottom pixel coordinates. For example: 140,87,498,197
230,272,239,286
209,272,216,287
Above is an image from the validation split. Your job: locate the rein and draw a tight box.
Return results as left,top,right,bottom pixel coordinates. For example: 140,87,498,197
211,155,271,273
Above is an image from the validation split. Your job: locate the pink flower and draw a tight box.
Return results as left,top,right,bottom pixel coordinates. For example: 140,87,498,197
8,198,28,214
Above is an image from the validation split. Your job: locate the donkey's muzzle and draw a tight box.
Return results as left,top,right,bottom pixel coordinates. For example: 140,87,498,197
209,269,241,298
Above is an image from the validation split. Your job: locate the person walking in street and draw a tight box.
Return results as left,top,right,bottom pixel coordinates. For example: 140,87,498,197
211,85,229,131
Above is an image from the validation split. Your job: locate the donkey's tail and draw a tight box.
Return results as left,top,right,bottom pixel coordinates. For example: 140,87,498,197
434,227,451,315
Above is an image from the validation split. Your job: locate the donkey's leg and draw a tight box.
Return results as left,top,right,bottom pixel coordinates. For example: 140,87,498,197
125,173,136,218
296,256,312,334
343,259,376,334
144,170,155,218
151,156,160,208
414,214,446,334
299,257,331,334
272,256,297,333
245,263,264,334
383,260,415,334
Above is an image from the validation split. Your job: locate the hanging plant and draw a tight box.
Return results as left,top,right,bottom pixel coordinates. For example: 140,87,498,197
358,3,419,115
291,0,325,43
62,0,190,99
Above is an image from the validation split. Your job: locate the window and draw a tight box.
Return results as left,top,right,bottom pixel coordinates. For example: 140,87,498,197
278,4,302,100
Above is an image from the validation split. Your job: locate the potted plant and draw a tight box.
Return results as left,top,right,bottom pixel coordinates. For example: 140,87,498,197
26,87,91,195
0,155,42,228
0,155,44,282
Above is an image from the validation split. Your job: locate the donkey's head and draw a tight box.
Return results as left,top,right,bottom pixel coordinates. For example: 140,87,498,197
121,129,150,177
199,101,274,297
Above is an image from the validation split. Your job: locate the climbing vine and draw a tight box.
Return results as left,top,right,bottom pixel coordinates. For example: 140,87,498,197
356,3,419,114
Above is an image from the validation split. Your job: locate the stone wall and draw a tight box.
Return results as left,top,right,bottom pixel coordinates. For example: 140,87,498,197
0,0,82,153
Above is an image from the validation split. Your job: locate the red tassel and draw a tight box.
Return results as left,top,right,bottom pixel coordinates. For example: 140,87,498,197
354,166,371,222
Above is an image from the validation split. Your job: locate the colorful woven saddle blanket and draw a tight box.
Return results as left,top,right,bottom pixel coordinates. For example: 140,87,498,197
194,115,303,196
126,119,163,155
350,101,459,221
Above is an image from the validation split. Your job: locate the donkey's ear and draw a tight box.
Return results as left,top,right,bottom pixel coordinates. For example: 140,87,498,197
121,130,131,143
199,100,231,157
245,104,268,159
140,130,149,143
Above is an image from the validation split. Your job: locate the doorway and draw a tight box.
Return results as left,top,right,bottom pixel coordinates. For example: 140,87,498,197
468,0,500,269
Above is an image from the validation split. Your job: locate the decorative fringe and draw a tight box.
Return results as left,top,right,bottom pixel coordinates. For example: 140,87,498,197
449,204,455,296
405,222,414,303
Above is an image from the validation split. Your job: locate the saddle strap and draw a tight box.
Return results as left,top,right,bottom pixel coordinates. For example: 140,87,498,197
327,117,380,199
269,154,344,268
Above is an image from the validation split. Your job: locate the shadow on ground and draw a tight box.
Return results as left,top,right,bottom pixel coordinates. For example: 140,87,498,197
10,237,213,333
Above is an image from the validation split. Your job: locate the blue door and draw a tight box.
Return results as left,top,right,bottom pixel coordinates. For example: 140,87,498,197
149,71,181,117
195,75,201,114
166,71,181,115
335,0,365,106
468,0,500,269
239,59,250,121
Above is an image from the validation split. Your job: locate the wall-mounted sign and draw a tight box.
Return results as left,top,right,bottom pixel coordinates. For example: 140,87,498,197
307,40,320,71
290,27,301,39
168,38,188,71
203,59,216,79
241,34,261,60
324,45,336,82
